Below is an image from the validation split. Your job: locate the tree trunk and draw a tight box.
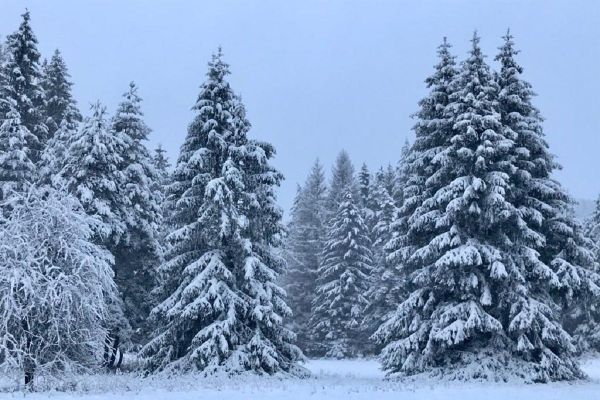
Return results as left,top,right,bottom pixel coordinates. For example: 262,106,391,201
24,363,34,388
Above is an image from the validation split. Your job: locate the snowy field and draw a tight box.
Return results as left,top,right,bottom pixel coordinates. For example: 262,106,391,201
1,358,600,400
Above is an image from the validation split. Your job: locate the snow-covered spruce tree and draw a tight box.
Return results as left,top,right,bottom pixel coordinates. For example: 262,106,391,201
142,49,301,374
0,11,47,162
393,140,411,205
284,159,327,355
61,102,127,247
310,189,373,358
153,144,171,186
362,169,402,351
496,31,600,356
59,102,131,337
376,34,584,382
0,185,117,387
40,49,82,141
326,150,359,218
39,51,82,185
152,143,172,222
358,163,371,209
152,143,172,251
357,162,379,241
0,101,37,202
110,82,162,343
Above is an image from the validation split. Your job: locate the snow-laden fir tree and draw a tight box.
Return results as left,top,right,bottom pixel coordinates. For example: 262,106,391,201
0,11,47,162
358,163,371,209
495,32,600,356
111,82,162,343
39,51,82,185
376,34,589,382
152,143,172,250
0,101,36,201
357,162,379,242
310,189,373,358
362,169,402,351
61,102,127,246
0,185,117,387
153,144,171,186
392,140,411,205
59,102,131,338
142,49,301,374
284,159,327,355
326,150,358,217
152,143,172,222
40,49,82,141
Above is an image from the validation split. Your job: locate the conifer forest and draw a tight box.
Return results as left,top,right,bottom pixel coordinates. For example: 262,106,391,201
0,2,599,399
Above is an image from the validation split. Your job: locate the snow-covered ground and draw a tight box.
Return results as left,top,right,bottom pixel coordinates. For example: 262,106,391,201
1,358,600,399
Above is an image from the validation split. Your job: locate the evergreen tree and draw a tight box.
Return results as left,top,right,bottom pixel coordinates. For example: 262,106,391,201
326,150,358,217
39,117,77,185
0,101,36,200
0,11,47,162
393,140,411,205
362,169,403,351
152,143,172,249
376,34,586,382
284,159,327,355
40,49,82,140
357,162,378,240
142,49,301,374
358,163,371,209
496,32,600,356
310,189,372,357
39,51,81,185
60,101,131,339
153,144,171,185
61,101,127,246
111,82,162,343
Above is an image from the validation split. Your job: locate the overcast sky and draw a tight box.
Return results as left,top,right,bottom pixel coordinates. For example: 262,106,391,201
1,0,599,214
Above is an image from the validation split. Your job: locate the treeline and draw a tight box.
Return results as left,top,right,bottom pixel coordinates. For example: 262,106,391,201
0,9,599,388
284,34,600,382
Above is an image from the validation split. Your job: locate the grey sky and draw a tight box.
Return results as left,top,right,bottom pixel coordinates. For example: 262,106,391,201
1,0,599,214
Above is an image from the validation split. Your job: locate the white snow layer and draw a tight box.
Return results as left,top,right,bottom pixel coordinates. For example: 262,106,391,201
2,358,600,399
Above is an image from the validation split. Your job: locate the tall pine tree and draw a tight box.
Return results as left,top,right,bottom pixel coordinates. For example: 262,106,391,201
310,189,372,358
152,143,172,249
39,50,82,185
0,10,47,162
363,168,403,351
326,150,358,217
376,34,587,382
284,159,327,356
40,49,82,141
61,102,127,246
111,82,162,343
0,101,36,200
153,144,171,186
142,49,301,374
358,163,371,209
